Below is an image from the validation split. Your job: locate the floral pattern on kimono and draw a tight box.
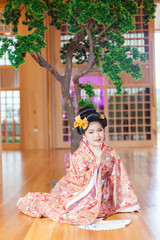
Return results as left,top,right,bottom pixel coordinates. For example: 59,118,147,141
17,141,140,225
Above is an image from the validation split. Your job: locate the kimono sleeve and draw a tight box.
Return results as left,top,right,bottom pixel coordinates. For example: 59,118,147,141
67,153,93,187
110,148,138,198
101,148,126,180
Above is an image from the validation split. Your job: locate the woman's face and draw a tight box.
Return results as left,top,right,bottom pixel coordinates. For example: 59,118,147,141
83,121,104,150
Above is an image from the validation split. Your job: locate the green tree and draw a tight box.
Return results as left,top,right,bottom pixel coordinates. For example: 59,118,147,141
0,0,156,152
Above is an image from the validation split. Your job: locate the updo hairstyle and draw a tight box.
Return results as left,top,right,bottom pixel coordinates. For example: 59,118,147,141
76,106,107,134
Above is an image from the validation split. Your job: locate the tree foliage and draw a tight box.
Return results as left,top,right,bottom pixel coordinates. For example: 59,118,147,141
78,83,96,108
0,0,156,95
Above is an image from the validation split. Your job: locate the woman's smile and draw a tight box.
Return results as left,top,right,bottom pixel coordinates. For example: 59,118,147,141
83,122,104,151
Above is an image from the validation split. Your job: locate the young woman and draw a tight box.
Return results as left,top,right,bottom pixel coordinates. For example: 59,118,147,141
17,107,140,225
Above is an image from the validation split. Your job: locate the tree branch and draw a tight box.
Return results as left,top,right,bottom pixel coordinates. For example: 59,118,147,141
73,67,101,82
30,52,40,64
43,10,49,20
30,53,63,83
90,67,101,72
93,25,109,45
86,25,95,69
64,31,85,89
72,24,96,82
79,44,89,52
20,6,25,12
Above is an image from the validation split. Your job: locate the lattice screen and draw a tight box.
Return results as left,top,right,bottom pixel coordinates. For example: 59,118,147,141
61,86,151,143
123,7,149,60
1,90,20,144
107,87,151,141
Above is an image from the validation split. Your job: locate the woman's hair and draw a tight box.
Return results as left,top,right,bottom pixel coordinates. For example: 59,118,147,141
76,106,107,134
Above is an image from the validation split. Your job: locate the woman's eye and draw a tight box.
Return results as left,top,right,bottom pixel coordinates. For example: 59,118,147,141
89,132,93,134
99,129,103,132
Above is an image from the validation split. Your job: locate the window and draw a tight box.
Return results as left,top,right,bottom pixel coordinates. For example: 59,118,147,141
123,7,150,60
107,87,151,141
1,90,20,143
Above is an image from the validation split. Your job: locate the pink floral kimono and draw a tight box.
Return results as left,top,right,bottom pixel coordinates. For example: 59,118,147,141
17,141,140,225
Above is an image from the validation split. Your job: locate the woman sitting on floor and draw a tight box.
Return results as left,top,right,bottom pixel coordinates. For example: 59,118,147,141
17,106,140,225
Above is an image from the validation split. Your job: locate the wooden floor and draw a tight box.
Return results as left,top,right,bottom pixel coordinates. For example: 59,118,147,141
0,142,160,240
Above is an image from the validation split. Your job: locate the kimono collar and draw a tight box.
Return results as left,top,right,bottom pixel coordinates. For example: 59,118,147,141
81,139,105,157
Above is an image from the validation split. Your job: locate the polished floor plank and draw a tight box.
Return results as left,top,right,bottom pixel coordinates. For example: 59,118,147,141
24,211,158,240
0,143,160,240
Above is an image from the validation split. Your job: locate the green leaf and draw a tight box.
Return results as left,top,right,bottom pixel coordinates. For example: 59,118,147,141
0,0,156,95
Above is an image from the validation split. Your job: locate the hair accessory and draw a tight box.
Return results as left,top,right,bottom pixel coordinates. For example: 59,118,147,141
99,113,105,119
74,115,88,130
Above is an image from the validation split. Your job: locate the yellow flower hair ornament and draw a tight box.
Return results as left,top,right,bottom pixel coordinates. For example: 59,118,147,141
99,113,105,119
74,115,88,130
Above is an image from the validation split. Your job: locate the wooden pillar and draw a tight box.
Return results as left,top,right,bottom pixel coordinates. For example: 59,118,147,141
50,27,62,149
19,15,49,150
19,54,49,150
150,19,157,145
